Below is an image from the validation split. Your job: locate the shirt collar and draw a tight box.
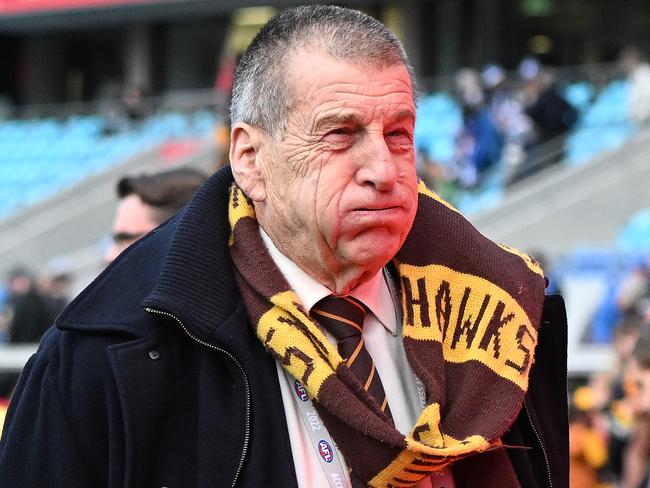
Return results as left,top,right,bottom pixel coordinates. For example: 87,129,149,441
259,229,396,334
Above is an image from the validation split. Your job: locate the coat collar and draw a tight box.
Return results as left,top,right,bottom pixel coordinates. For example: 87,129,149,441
142,166,239,342
57,166,240,344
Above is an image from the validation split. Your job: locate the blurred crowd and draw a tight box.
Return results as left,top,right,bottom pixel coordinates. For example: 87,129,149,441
417,46,650,203
0,265,73,345
417,55,578,196
567,253,650,488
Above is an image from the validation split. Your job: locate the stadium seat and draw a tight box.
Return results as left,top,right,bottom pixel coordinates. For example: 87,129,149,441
0,110,218,220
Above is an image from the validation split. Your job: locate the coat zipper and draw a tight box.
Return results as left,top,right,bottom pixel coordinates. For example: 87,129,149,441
524,401,553,488
145,307,251,488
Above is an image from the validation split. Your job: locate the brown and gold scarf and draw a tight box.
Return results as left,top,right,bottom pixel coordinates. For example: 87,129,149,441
228,181,546,487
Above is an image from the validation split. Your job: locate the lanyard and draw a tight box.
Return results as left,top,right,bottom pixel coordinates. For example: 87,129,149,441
288,374,350,488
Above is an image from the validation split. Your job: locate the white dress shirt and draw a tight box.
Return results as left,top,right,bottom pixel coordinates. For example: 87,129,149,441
260,230,454,488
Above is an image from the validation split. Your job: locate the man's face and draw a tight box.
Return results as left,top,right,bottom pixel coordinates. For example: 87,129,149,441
252,51,418,292
104,194,159,262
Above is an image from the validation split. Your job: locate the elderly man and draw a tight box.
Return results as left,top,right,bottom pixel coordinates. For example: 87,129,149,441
0,6,567,488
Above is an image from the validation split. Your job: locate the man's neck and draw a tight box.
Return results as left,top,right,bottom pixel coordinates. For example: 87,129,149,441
259,228,394,333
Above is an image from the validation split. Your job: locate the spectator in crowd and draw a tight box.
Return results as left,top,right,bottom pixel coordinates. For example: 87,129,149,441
509,56,577,184
99,82,151,135
481,63,533,146
568,389,608,488
622,325,650,488
0,6,567,487
481,63,533,176
617,254,650,320
105,166,208,262
121,84,149,126
602,312,645,482
40,269,73,322
520,57,577,147
4,267,53,344
454,68,504,189
620,46,650,126
97,80,125,136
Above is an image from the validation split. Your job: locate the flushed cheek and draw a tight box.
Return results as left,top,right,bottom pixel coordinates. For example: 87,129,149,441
315,192,347,247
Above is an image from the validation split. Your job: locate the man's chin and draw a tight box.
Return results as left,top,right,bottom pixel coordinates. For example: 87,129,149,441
339,236,401,272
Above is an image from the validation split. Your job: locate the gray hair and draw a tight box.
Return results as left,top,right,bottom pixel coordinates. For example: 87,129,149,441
230,5,415,138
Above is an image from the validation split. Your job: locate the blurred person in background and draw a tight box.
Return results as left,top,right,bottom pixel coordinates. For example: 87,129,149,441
509,57,577,184
622,324,650,488
0,6,567,487
453,68,504,189
480,63,534,177
520,57,577,148
4,267,53,344
121,83,149,127
40,270,73,322
98,82,151,135
620,46,650,126
617,254,650,321
603,311,646,483
568,384,609,488
105,166,208,262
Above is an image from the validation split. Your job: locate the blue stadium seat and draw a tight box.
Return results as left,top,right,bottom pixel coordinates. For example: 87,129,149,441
618,208,650,253
415,93,463,164
566,79,638,165
0,110,217,220
563,81,594,113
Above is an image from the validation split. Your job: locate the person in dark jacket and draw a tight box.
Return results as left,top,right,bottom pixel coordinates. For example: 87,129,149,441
5,267,53,344
0,6,568,487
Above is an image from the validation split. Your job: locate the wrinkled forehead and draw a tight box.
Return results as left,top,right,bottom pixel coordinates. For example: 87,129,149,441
289,45,412,85
283,48,415,122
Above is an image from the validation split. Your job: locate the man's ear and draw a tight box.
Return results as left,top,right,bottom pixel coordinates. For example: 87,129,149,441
230,123,267,202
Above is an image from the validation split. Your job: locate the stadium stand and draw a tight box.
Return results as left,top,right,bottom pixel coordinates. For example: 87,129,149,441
566,79,639,165
0,109,219,220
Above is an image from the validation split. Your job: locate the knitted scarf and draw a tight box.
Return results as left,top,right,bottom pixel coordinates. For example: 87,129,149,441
228,181,546,487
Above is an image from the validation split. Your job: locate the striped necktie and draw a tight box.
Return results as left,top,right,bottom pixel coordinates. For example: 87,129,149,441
311,295,393,423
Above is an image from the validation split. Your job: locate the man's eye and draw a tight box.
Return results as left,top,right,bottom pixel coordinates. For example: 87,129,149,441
324,128,355,145
385,129,413,148
386,129,411,140
328,127,352,136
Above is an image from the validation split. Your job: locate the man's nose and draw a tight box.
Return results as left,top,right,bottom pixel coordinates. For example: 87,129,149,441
355,135,398,191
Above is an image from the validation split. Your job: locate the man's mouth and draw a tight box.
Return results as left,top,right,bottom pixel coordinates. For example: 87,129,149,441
352,202,402,212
